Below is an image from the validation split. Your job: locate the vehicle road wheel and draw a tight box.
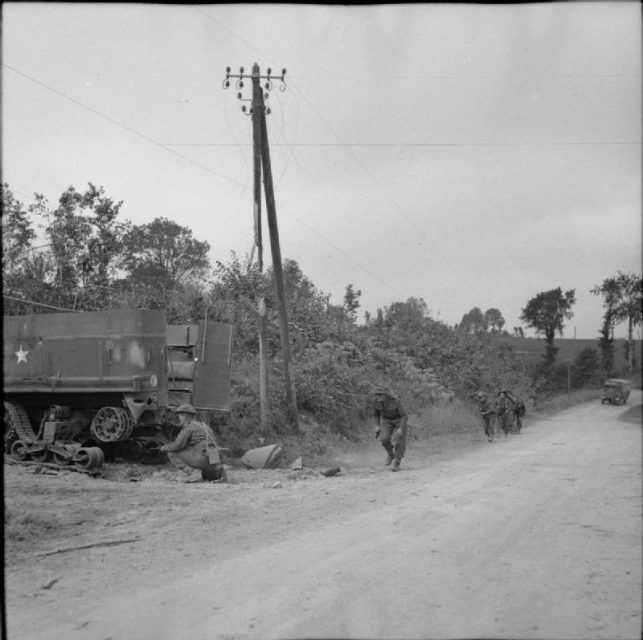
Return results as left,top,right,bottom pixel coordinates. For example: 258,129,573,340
75,447,105,470
10,440,29,461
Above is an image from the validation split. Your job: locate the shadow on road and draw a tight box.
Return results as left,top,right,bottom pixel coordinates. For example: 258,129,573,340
618,402,642,425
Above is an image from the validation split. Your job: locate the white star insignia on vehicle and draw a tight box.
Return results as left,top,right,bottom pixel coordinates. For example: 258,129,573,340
15,345,29,364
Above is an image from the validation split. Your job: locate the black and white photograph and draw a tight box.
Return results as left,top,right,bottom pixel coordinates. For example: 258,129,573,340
3,3,642,639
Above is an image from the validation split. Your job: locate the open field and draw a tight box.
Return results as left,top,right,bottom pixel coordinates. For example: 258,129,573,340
494,336,642,372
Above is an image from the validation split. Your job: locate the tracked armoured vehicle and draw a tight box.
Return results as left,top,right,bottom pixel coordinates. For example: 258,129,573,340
3,309,233,470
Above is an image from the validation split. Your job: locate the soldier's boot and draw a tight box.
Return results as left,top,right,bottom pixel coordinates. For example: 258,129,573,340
181,470,203,483
169,456,203,482
385,453,394,466
202,463,227,482
391,458,401,472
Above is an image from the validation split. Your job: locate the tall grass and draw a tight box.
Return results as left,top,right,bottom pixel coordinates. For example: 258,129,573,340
534,388,601,415
5,507,61,546
422,401,479,438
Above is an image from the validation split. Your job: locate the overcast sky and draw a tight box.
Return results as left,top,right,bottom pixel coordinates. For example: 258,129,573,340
3,3,641,339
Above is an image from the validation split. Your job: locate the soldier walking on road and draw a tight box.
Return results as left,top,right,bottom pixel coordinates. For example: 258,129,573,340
495,391,514,437
476,391,496,442
504,389,526,433
372,386,408,472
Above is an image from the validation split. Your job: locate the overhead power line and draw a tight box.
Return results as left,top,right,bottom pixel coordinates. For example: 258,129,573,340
162,140,641,147
3,294,75,312
3,63,246,191
3,61,405,301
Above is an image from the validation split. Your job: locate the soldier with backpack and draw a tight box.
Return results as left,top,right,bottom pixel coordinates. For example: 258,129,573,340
159,404,226,482
372,385,408,472
504,390,526,433
495,390,525,435
476,391,496,442
495,391,513,437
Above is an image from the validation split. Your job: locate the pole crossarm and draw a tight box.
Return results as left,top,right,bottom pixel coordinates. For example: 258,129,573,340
223,64,287,115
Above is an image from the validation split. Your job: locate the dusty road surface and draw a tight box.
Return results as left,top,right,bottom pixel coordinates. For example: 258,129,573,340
5,393,642,640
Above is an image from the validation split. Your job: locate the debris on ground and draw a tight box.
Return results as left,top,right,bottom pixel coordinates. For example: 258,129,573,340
41,576,61,590
241,444,284,469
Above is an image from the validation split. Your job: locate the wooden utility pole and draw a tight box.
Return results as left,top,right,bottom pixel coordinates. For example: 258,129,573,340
224,64,299,433
251,65,270,432
259,92,299,432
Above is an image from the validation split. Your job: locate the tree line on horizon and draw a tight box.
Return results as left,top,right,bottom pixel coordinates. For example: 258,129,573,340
3,183,641,434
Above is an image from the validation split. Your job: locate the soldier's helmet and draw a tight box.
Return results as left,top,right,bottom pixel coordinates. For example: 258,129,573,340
477,391,487,397
176,403,197,415
372,385,394,398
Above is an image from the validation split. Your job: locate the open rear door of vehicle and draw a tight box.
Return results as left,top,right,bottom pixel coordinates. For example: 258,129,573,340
192,321,234,412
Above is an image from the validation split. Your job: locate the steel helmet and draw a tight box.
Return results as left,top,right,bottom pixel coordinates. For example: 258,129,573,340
176,403,197,415
372,385,394,398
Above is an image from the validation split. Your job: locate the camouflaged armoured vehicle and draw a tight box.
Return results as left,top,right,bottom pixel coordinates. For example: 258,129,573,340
3,309,233,469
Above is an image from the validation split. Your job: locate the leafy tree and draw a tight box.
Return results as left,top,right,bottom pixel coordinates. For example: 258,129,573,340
121,217,210,310
572,347,601,388
591,273,641,374
2,185,37,313
381,298,428,346
211,255,337,357
520,287,576,369
614,272,642,373
1,184,37,274
278,259,336,346
343,284,361,321
42,184,128,310
459,307,487,334
209,252,270,356
369,308,387,346
591,276,620,374
597,317,616,375
1,186,65,314
484,308,505,333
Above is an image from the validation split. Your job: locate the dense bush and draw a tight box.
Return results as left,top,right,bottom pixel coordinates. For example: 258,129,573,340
7,183,633,444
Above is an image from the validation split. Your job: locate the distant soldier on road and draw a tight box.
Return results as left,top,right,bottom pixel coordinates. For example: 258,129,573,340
372,386,408,472
494,391,513,437
160,404,226,482
495,390,525,436
476,391,496,442
504,389,526,433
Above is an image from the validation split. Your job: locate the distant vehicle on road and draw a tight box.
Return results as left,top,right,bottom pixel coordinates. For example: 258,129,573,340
600,378,630,405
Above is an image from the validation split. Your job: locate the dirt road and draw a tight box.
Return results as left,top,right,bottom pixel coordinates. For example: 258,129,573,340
5,393,642,640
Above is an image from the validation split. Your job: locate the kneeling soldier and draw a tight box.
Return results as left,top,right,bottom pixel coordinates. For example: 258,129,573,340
160,404,226,482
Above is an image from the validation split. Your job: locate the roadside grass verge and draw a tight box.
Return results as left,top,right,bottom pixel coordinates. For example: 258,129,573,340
272,400,483,470
534,388,599,416
4,465,109,557
5,507,62,544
